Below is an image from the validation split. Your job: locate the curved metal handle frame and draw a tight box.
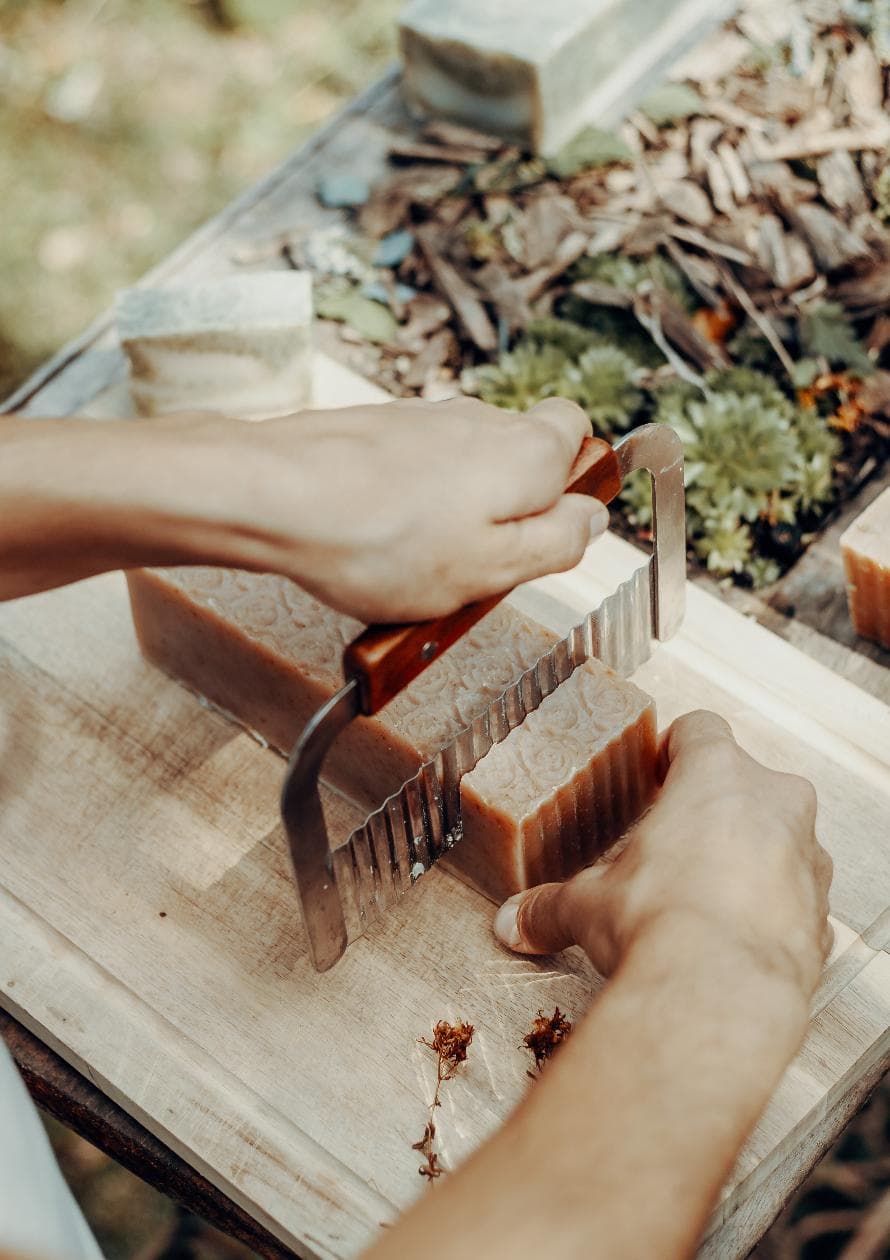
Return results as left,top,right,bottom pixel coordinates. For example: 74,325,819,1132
613,423,686,641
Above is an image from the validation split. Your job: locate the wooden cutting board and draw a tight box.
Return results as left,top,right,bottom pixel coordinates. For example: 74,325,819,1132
1,354,888,1260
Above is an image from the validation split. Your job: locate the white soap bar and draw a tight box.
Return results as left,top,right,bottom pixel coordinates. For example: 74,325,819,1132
400,0,736,155
116,271,313,420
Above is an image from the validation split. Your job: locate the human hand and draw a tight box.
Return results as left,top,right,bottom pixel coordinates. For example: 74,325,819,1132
494,710,833,1007
190,396,607,623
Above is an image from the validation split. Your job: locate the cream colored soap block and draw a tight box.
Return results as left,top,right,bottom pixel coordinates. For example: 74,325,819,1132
399,0,733,154
116,271,313,420
841,487,890,650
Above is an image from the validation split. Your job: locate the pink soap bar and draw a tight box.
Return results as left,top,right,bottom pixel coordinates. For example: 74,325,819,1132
840,488,890,650
451,657,657,902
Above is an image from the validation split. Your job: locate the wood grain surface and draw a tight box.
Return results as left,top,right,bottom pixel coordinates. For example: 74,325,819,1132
1,353,888,1259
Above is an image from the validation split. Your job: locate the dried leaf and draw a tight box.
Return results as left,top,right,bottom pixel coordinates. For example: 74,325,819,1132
388,138,488,166
421,119,504,153
816,151,869,217
659,181,714,228
782,202,871,272
416,228,498,352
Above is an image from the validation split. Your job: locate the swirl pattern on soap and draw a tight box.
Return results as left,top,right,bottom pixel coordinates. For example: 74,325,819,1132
465,658,650,816
162,567,361,690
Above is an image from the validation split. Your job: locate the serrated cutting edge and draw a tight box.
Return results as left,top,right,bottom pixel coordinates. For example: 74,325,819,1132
330,561,653,944
281,422,686,970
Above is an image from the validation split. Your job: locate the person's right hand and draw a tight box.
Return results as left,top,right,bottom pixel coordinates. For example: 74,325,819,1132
185,395,607,624
494,710,833,1009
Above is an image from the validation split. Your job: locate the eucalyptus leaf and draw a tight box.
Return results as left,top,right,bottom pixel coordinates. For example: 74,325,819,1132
315,283,398,343
640,83,706,125
546,127,633,180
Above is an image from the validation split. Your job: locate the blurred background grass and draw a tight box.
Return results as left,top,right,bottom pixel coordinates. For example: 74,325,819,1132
0,0,402,399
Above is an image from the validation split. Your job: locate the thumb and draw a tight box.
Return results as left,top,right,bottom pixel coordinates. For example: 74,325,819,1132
494,866,614,962
491,494,609,589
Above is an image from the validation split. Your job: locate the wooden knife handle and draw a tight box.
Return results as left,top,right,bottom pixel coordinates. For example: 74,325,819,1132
344,435,621,714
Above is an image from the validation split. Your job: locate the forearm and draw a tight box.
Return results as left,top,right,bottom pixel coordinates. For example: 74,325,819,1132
0,415,270,600
365,915,807,1260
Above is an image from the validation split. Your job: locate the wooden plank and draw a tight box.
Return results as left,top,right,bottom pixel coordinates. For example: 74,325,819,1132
1,354,889,1260
0,1010,297,1260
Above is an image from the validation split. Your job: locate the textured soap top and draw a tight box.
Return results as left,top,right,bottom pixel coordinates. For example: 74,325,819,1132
463,656,652,817
841,488,890,566
161,567,557,759
116,271,312,339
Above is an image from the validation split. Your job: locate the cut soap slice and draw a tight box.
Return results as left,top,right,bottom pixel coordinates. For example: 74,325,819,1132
450,657,657,902
840,488,890,651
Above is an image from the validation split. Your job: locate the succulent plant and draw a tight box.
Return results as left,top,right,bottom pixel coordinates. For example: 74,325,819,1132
471,331,645,433
622,371,839,585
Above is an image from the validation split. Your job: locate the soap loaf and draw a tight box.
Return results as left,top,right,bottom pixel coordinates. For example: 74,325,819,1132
840,488,890,650
128,567,659,891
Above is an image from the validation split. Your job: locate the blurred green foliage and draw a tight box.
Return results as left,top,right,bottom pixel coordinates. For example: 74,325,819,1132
0,0,402,398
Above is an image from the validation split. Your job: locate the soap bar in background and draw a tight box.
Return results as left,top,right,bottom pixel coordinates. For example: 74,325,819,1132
840,488,890,650
399,0,737,155
453,657,656,901
126,567,558,813
116,271,313,419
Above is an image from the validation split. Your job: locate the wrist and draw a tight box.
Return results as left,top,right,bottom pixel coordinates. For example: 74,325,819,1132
626,909,812,1048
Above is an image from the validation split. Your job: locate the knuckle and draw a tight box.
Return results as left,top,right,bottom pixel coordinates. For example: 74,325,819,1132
788,774,818,813
520,420,566,465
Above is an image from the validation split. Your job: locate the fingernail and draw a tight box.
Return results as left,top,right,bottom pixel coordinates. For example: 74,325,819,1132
493,895,524,949
589,501,610,541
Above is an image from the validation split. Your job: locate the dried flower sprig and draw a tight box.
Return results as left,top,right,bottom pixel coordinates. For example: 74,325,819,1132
522,1007,573,1076
413,1020,474,1179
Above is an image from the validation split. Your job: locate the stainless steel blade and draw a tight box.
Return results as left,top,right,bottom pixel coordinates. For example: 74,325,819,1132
331,561,653,943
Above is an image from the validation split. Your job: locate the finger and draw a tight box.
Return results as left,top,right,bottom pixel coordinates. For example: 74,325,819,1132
495,868,616,963
665,710,735,765
527,397,591,458
488,494,609,588
494,886,572,954
501,400,592,516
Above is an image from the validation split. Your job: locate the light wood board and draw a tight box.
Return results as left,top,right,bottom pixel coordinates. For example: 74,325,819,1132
1,355,889,1260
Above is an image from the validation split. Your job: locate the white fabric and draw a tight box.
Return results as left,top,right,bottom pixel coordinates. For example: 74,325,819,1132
0,1039,104,1260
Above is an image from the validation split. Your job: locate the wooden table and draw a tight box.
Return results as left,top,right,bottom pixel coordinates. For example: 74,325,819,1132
2,71,889,1260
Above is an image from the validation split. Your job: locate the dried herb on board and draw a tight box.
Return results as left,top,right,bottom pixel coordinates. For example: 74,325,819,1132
523,1007,573,1077
412,1020,474,1179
